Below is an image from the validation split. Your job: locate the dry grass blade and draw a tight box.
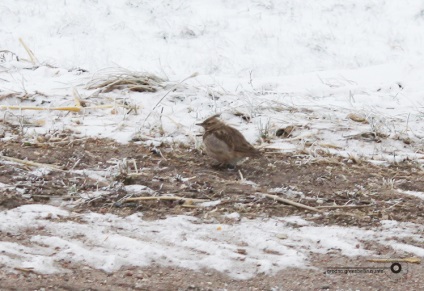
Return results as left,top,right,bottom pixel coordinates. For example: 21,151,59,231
72,87,84,107
0,103,132,112
19,38,38,64
0,105,82,112
256,192,323,213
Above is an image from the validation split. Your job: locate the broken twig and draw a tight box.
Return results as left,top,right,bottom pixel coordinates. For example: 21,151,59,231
255,192,323,213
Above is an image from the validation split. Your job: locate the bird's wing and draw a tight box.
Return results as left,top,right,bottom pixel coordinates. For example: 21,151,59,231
213,126,258,154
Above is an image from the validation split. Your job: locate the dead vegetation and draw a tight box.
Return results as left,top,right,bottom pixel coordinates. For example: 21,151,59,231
86,69,166,93
0,136,423,227
0,47,166,117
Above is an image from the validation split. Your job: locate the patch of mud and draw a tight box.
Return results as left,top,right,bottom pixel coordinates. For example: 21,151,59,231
0,254,422,291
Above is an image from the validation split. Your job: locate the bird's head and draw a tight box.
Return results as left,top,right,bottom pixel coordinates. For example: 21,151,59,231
196,114,223,130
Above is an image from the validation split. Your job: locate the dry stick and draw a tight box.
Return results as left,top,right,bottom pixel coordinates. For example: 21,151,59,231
142,72,198,125
367,257,421,264
125,196,208,203
0,155,64,171
255,192,323,213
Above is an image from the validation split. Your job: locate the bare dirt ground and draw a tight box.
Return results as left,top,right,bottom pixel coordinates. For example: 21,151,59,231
1,133,424,290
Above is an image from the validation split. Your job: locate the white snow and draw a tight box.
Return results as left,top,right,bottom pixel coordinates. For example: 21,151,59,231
200,200,222,208
398,190,424,200
0,205,423,278
224,212,240,219
0,182,12,189
124,185,156,196
1,0,424,279
3,0,424,78
28,167,52,177
0,0,423,164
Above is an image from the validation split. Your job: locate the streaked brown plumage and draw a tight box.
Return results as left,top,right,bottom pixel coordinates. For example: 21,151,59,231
197,115,260,166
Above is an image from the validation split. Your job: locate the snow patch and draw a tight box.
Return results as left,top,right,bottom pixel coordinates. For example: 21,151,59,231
0,205,422,278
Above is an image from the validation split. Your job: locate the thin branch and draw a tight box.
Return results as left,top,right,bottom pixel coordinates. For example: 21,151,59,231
255,192,323,213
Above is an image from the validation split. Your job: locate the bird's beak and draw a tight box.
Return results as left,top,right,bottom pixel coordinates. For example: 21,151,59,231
196,123,203,126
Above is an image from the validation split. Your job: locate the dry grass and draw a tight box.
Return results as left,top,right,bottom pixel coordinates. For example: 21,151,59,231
86,69,166,93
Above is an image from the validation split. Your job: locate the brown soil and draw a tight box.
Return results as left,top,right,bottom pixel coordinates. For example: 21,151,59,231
0,135,423,290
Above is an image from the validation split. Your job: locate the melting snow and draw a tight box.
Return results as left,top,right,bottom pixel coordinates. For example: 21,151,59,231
0,205,423,278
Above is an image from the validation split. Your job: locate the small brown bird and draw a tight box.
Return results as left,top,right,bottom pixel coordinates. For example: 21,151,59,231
197,115,260,167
